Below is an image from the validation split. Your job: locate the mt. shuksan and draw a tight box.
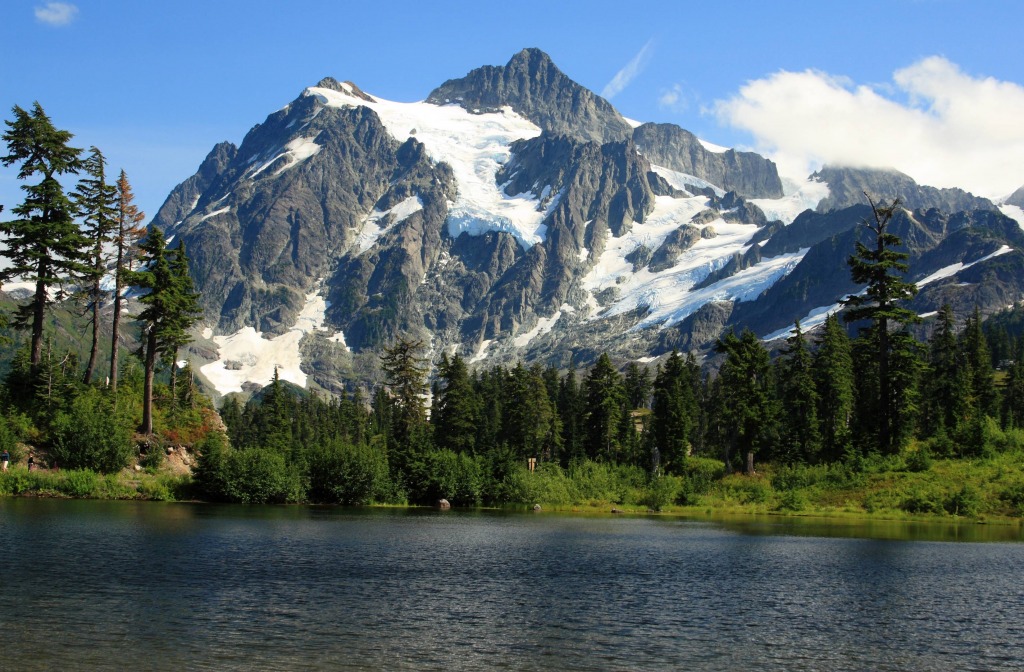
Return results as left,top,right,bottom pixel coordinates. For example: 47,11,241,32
151,48,1024,397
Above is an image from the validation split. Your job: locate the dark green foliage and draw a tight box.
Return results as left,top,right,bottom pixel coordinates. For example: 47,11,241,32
776,322,821,464
222,448,295,504
583,353,631,462
48,388,134,472
814,314,854,461
307,441,391,505
842,196,920,454
72,146,118,385
433,354,479,454
1,102,89,371
651,350,695,474
715,330,778,473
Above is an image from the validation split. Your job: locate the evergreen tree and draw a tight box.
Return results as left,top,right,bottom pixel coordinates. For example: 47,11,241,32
961,307,997,420
165,241,202,408
72,146,118,385
922,305,969,438
813,314,855,462
583,353,628,462
1,102,89,373
623,362,652,409
110,170,146,396
125,227,201,434
503,363,559,462
1002,339,1024,429
557,359,584,465
650,350,694,474
434,353,479,454
777,322,821,463
842,196,920,454
379,337,429,476
715,330,777,474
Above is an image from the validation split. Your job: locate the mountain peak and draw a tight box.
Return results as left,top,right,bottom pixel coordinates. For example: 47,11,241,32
426,48,632,144
314,77,375,102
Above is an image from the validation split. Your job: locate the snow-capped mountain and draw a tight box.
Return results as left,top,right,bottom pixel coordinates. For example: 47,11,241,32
151,48,1024,396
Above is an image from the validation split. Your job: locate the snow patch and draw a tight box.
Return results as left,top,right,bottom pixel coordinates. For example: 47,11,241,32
650,164,724,197
513,310,563,348
916,245,1013,287
697,138,729,153
249,135,322,180
622,116,644,129
999,204,1024,230
762,303,843,341
751,178,831,225
202,327,213,339
470,339,493,364
306,85,548,250
356,195,424,252
199,289,333,395
200,206,231,221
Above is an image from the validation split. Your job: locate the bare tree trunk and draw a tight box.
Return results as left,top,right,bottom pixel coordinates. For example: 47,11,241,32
141,328,157,435
83,273,101,384
746,450,755,476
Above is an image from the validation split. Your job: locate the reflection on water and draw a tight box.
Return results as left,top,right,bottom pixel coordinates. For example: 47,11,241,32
1,499,1022,671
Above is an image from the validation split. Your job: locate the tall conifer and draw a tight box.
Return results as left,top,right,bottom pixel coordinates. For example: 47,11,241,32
110,170,146,395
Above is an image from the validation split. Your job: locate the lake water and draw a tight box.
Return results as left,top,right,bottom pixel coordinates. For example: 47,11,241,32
1,499,1023,671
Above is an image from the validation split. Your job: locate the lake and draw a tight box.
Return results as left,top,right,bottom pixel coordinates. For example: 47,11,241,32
1,499,1022,671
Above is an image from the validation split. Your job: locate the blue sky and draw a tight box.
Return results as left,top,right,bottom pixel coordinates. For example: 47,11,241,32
3,0,1024,220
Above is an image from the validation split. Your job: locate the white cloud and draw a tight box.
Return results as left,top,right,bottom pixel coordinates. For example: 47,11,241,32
35,2,78,26
601,39,655,101
658,83,688,113
714,57,1024,199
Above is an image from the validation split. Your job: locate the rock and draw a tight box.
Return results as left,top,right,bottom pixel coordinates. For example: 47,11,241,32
437,499,451,510
533,504,542,512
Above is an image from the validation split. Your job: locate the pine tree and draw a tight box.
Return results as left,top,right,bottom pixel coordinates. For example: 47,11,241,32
434,353,479,454
624,362,652,409
813,314,855,462
777,322,821,463
715,330,777,474
922,305,969,438
125,227,201,434
557,359,584,465
650,350,694,474
961,307,997,420
1,102,89,373
165,241,202,408
72,146,118,385
379,337,429,476
1002,339,1024,429
842,195,920,454
110,170,146,396
583,353,628,462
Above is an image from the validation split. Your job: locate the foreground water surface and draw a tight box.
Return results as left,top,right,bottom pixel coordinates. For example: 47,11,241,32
1,499,1023,671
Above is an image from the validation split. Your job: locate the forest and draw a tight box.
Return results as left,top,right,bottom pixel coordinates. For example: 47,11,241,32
4,103,1024,518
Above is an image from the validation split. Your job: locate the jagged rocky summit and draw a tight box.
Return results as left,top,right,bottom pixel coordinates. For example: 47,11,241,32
150,48,1024,397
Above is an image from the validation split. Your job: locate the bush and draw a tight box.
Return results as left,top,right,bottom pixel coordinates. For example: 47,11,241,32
419,449,484,506
901,487,944,514
223,449,294,504
905,445,933,473
49,389,135,473
59,469,100,498
307,440,392,505
945,485,981,517
641,474,681,511
776,489,807,512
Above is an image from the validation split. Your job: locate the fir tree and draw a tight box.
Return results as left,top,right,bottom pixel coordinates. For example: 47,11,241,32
434,353,479,454
650,350,694,474
557,359,584,465
624,362,652,409
1,102,89,373
110,170,146,396
715,330,777,474
777,322,821,463
72,146,118,385
165,241,202,408
379,337,429,476
125,227,201,434
842,195,920,454
583,353,628,462
813,314,855,462
922,305,970,438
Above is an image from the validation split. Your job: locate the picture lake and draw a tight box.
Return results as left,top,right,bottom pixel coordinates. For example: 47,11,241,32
2,499,1022,671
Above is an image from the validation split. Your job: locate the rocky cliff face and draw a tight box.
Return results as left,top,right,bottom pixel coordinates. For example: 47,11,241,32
812,166,994,213
427,48,633,145
633,123,784,199
152,49,1024,397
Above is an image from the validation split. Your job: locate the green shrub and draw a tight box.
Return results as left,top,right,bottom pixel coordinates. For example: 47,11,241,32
776,489,807,512
945,485,981,517
223,448,293,504
641,474,681,511
307,440,392,505
59,469,100,498
49,389,135,473
999,482,1024,515
901,487,944,514
905,445,933,473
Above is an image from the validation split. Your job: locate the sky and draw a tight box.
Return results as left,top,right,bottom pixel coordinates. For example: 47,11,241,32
3,0,1024,221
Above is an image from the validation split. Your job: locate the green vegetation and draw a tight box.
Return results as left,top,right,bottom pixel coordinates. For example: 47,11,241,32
1,107,1023,524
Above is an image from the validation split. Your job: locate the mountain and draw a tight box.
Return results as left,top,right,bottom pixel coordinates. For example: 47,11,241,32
150,49,1024,397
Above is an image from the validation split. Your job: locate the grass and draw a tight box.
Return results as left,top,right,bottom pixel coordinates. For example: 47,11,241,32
0,466,193,501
